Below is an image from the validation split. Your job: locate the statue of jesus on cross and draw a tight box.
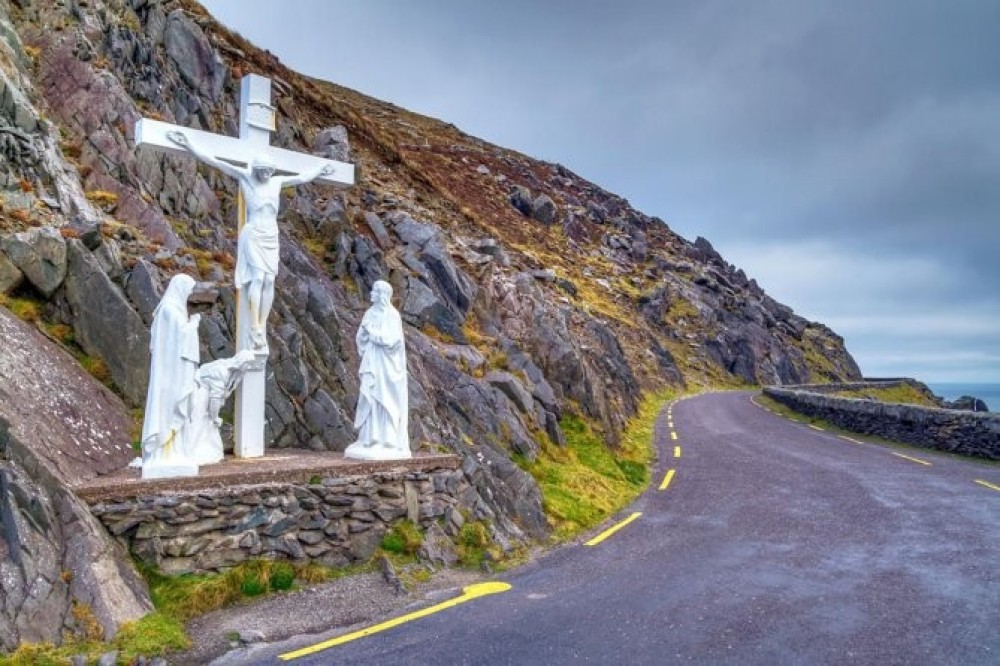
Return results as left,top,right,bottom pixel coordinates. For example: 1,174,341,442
165,130,336,349
135,73,355,458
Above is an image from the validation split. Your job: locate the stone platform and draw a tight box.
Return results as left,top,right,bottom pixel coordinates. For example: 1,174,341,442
73,449,480,574
72,449,460,503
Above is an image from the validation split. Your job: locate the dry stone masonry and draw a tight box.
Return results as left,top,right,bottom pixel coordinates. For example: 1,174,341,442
84,461,500,575
764,383,1000,460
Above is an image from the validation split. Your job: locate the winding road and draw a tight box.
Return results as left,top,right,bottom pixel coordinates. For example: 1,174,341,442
230,391,1000,665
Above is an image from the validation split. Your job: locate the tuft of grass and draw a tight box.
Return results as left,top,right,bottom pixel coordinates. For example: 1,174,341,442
521,389,673,542
71,601,104,641
44,322,74,344
0,293,43,322
293,561,337,584
112,611,190,660
269,562,296,591
301,236,328,260
79,355,112,386
380,520,424,556
136,558,372,624
84,190,118,206
456,520,492,567
0,642,65,666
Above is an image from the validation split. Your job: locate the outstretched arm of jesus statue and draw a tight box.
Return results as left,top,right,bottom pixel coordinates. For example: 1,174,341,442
279,162,338,188
166,130,247,181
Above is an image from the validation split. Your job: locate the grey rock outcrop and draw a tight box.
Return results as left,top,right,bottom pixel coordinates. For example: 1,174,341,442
0,250,22,293
63,239,151,405
509,185,533,217
944,396,991,413
0,227,67,297
531,194,557,225
312,125,351,163
0,308,151,650
163,9,226,101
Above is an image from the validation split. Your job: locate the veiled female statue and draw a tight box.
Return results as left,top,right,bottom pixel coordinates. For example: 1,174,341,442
141,274,200,477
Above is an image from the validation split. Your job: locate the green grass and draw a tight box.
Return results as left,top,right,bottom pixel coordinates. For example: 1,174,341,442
0,559,373,664
141,558,364,621
521,388,675,541
0,292,43,322
0,611,188,666
831,384,939,407
380,520,424,556
456,520,492,567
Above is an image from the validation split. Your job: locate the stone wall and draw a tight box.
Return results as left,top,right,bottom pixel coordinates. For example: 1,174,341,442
85,461,495,575
763,385,1000,460
776,379,914,394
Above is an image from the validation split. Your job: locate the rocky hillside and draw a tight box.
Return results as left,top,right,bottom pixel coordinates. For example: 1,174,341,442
0,0,861,642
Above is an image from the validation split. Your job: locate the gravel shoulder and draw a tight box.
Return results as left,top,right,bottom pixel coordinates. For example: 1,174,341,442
172,567,490,665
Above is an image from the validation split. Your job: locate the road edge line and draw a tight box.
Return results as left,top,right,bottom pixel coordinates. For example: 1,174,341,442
278,582,513,660
584,512,642,546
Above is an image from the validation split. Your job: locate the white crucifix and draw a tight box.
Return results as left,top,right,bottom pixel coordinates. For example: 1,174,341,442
135,73,355,458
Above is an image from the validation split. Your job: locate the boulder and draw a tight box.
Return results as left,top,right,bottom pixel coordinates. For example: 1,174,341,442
0,250,23,294
63,240,150,405
163,9,226,101
485,371,534,414
945,396,991,413
363,211,392,250
417,522,458,567
0,227,67,297
388,212,437,248
312,126,350,163
420,237,475,315
509,185,533,217
472,238,509,266
531,194,558,225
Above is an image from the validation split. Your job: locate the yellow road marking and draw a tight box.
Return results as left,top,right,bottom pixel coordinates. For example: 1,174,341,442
670,431,678,441
974,479,1000,493
659,469,676,491
838,435,864,444
585,512,642,546
891,452,931,466
673,446,681,458
279,582,512,660
808,424,824,431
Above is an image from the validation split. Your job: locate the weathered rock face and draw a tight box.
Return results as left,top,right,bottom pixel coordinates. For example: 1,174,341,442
0,227,67,297
944,396,991,413
62,239,151,405
0,308,151,650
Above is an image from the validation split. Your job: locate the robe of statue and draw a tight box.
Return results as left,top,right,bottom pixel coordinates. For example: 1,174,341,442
346,281,410,459
141,274,200,471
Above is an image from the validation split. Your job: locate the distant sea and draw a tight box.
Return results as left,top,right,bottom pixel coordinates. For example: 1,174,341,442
926,382,1000,413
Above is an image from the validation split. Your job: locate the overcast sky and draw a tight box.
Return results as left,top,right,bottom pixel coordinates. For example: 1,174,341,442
201,0,999,384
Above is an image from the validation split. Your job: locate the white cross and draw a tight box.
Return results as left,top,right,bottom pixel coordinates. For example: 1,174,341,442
135,74,355,458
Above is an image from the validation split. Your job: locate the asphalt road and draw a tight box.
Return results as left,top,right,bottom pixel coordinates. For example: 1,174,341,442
228,391,1000,665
